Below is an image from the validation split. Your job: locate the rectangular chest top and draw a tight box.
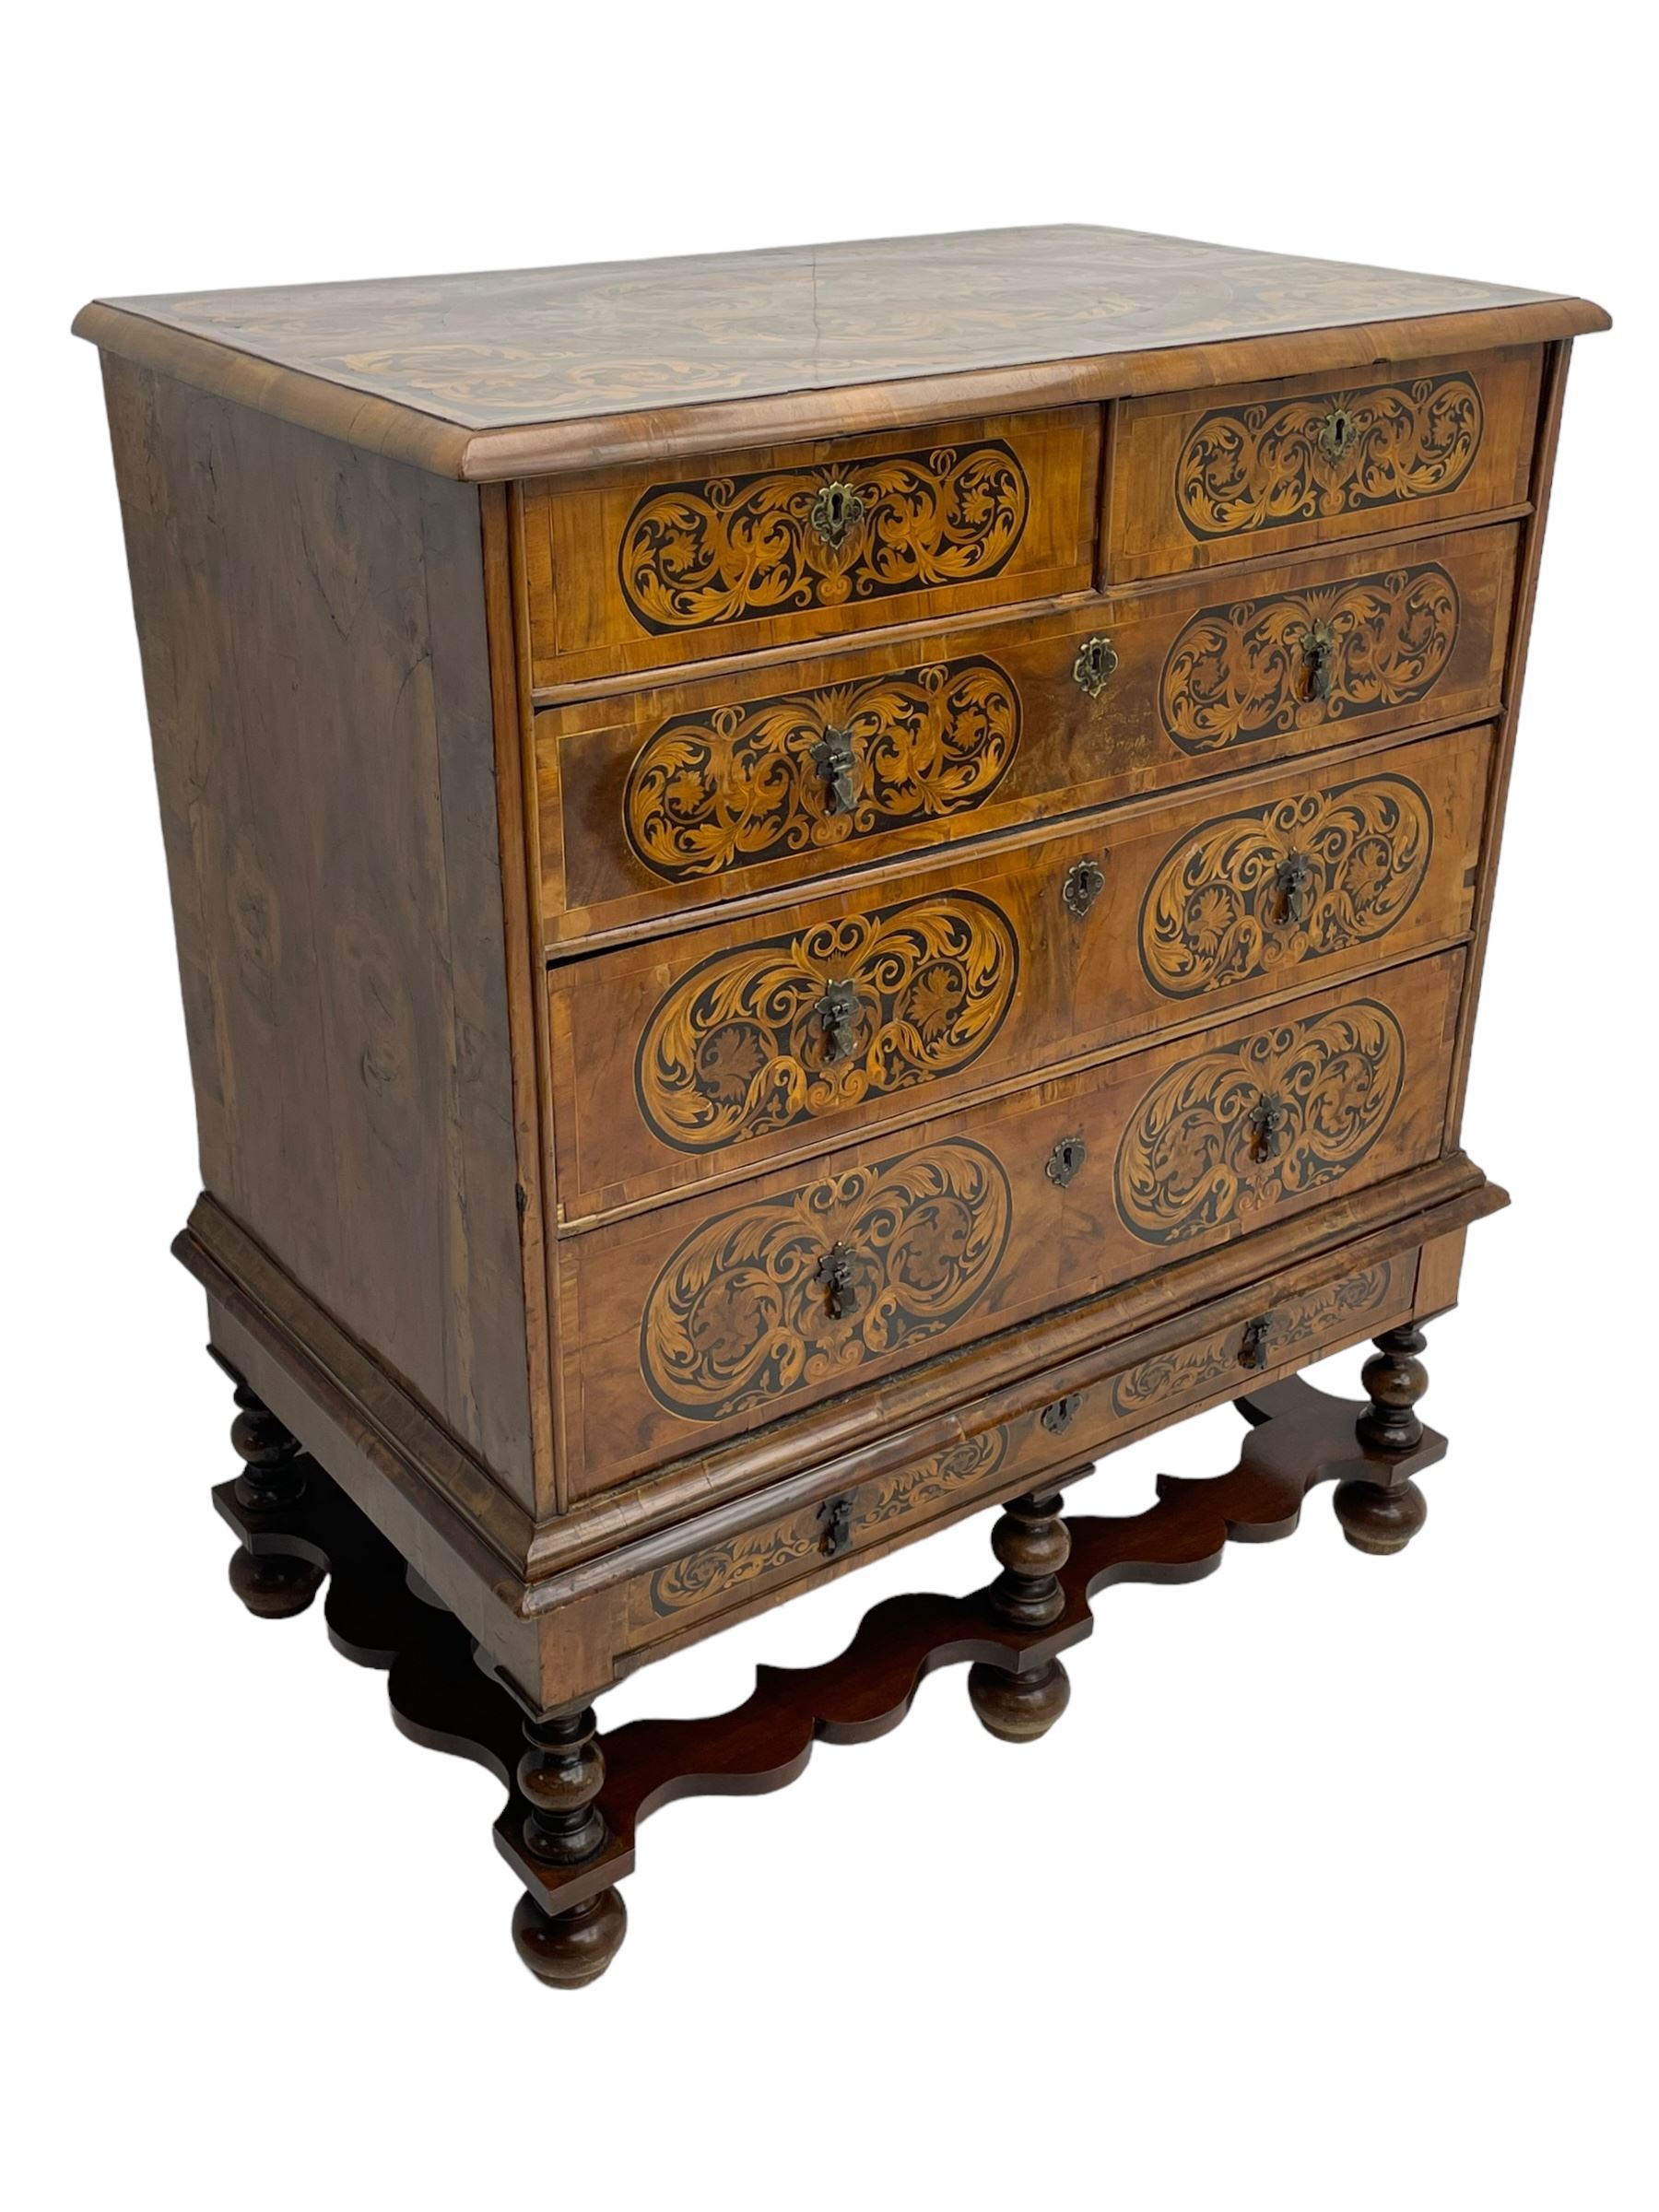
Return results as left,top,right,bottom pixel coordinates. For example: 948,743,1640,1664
74,225,1606,483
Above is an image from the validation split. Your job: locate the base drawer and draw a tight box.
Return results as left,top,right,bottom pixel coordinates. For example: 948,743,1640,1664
555,948,1465,1497
599,1244,1423,1656
549,724,1491,1219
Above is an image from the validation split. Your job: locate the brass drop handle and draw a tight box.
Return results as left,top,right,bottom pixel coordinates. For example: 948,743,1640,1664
810,724,857,815
809,478,865,550
1316,404,1358,463
1301,618,1335,700
1239,1314,1275,1371
1245,1093,1288,1163
1072,634,1119,700
1271,850,1315,925
814,1241,859,1319
814,980,860,1064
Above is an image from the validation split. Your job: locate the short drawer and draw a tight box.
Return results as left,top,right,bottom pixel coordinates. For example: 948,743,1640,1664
548,724,1490,1220
536,523,1516,947
519,406,1100,688
555,948,1464,1496
1108,347,1542,581
614,1245,1421,1645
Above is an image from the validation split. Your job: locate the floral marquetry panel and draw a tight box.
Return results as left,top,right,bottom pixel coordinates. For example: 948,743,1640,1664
1113,999,1407,1245
617,441,1030,634
1137,773,1435,999
637,1141,1013,1421
1159,563,1462,755
633,892,1018,1153
1109,346,1543,580
520,406,1099,686
620,656,1022,884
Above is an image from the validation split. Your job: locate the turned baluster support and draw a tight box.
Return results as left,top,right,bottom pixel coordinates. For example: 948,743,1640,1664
966,1486,1074,1742
225,1382,326,1618
511,1704,628,1988
1334,1324,1432,1556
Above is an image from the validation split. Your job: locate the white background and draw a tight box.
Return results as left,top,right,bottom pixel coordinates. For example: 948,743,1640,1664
6,6,1653,2206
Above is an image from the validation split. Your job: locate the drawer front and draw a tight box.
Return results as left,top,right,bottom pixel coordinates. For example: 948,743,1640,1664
520,407,1100,688
1108,347,1541,581
537,524,1515,946
557,950,1464,1496
548,725,1490,1219
619,1247,1420,1646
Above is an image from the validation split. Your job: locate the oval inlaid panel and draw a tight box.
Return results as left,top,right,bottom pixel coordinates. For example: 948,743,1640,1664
634,892,1019,1152
648,1430,1008,1616
622,655,1022,883
1174,374,1484,542
640,1139,1013,1419
1137,773,1433,999
1113,1000,1406,1245
618,440,1030,632
1159,563,1461,754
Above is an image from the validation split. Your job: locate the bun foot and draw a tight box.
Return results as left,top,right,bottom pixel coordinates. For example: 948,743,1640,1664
228,1544,324,1618
1333,1477,1428,1557
968,1655,1071,1743
512,1886,628,1988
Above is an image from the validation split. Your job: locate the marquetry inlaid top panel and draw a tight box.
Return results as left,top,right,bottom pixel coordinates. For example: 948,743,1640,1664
86,226,1582,432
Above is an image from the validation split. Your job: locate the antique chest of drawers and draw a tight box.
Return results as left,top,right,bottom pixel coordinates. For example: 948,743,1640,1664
77,226,1607,1987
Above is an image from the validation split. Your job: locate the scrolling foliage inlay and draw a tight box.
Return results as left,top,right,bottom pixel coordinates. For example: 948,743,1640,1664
622,656,1022,883
1113,1002,1406,1245
618,441,1030,632
1108,1264,1396,1418
1173,375,1485,542
641,1140,1012,1418
1138,774,1434,999
648,1430,1009,1616
1159,563,1461,754
635,892,1018,1152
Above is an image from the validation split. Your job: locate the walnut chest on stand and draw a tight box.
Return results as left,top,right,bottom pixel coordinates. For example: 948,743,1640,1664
76,227,1608,1986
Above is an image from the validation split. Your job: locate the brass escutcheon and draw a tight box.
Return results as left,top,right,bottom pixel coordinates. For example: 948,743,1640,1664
809,479,865,550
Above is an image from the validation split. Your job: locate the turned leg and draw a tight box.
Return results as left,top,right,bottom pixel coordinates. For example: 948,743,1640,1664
510,1704,628,1988
966,1486,1073,1743
225,1382,326,1618
1333,1324,1431,1556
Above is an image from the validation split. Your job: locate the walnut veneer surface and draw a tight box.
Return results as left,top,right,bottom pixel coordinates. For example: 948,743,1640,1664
83,227,1605,1982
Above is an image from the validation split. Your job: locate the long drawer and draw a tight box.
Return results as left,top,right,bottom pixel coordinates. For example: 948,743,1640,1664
612,1245,1423,1650
1107,347,1542,581
535,522,1516,947
520,406,1100,688
547,725,1490,1220
554,948,1465,1497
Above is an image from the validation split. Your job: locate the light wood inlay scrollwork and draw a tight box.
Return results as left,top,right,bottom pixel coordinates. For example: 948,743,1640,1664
622,656,1021,882
634,892,1018,1152
647,1430,1009,1615
1137,774,1434,999
618,441,1030,633
1174,374,1484,541
1113,1001,1406,1244
1159,563,1461,753
1108,1264,1397,1418
640,1141,1012,1418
